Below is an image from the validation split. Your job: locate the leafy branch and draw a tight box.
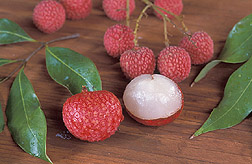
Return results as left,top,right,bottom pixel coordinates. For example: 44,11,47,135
0,18,101,164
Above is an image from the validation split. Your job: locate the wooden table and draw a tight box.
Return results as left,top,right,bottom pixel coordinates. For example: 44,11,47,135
0,0,251,163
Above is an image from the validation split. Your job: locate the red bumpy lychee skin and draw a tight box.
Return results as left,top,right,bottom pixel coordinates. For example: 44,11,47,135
103,0,135,21
179,31,214,65
104,24,134,58
157,46,191,83
33,0,66,34
154,0,183,19
60,0,92,20
120,47,156,79
62,88,124,142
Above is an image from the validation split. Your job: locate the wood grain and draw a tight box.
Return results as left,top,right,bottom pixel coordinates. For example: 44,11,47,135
0,0,251,163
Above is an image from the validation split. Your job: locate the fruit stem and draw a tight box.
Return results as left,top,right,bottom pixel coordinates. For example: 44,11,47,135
133,4,151,46
141,0,191,38
0,33,80,84
126,0,130,27
163,16,169,47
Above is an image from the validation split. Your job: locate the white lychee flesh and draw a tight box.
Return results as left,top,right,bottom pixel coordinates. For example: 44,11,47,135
123,74,183,120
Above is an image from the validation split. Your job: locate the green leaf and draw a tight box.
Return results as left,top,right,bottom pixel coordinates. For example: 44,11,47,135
0,58,21,66
191,60,221,86
192,56,252,138
45,46,102,95
192,14,252,85
0,102,4,133
5,68,52,164
0,18,36,44
219,14,252,63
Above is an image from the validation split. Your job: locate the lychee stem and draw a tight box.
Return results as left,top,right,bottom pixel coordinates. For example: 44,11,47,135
141,0,191,39
154,5,189,33
163,16,169,47
0,33,80,84
126,0,130,27
133,4,151,46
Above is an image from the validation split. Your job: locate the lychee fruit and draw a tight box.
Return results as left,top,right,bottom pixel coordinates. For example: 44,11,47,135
120,46,156,79
103,0,135,21
157,46,191,83
154,0,183,19
123,74,183,126
62,87,124,142
60,0,92,20
104,24,134,58
33,0,66,34
179,31,214,65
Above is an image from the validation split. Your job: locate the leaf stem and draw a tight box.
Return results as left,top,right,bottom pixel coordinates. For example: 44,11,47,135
24,44,45,63
0,61,24,84
0,33,80,84
133,4,151,46
45,33,80,45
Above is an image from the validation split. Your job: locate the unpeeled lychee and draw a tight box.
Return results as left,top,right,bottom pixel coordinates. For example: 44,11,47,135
63,88,124,142
60,0,92,20
157,46,191,83
103,0,135,21
154,0,183,19
104,24,134,58
120,47,156,79
33,0,66,34
123,74,183,126
179,31,214,65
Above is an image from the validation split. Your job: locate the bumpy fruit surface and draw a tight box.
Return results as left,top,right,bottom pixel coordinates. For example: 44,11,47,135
103,0,135,21
60,0,92,20
123,74,184,126
157,46,191,83
63,88,124,142
179,31,214,65
154,0,183,19
33,0,66,34
104,24,134,58
120,47,156,79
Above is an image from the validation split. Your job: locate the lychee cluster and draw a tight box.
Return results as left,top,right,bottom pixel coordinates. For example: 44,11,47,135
33,0,92,33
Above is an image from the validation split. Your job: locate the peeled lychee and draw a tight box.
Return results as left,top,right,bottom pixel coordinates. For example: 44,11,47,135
120,47,156,79
104,24,134,58
103,0,135,21
157,46,191,83
179,31,214,65
154,0,183,19
63,87,124,142
60,0,92,20
33,0,66,34
123,74,183,126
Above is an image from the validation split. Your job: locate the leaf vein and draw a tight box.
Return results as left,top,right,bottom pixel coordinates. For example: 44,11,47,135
0,30,34,42
18,71,42,151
